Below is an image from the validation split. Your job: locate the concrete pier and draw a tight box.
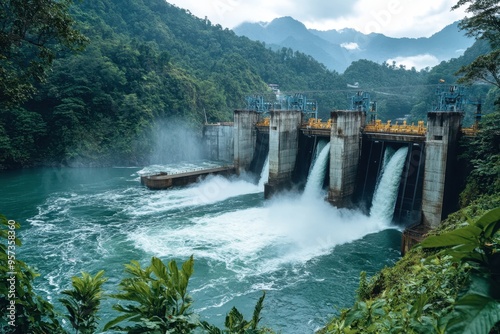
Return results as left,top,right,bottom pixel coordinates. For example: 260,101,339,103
421,112,462,228
141,166,236,190
264,110,302,198
234,110,259,173
203,123,234,162
328,111,365,208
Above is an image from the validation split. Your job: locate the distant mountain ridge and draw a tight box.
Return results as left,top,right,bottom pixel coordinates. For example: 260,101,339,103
234,17,474,72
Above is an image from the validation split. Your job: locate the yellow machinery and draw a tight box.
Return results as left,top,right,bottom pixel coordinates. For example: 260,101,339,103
364,119,427,135
304,118,331,129
256,117,270,127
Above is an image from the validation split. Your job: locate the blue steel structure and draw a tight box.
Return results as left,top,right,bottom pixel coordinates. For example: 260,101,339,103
350,91,372,112
245,93,318,119
435,85,482,126
435,85,466,111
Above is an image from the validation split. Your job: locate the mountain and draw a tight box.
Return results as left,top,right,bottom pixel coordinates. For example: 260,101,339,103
1,0,490,169
1,0,347,168
234,17,475,72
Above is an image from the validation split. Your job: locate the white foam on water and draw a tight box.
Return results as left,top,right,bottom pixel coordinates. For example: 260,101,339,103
137,161,226,176
127,174,262,216
128,192,391,279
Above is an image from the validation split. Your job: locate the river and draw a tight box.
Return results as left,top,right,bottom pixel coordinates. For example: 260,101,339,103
0,156,402,333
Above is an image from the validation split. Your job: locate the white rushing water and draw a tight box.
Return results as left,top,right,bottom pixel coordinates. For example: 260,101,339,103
369,146,408,223
12,151,403,333
303,142,330,199
258,155,270,189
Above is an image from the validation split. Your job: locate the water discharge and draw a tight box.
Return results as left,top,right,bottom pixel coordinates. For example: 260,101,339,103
370,146,409,223
3,154,402,333
303,142,330,199
258,155,269,189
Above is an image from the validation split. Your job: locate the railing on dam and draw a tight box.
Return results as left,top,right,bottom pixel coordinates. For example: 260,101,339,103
364,120,426,136
304,118,332,129
256,117,270,127
256,116,478,136
461,124,479,137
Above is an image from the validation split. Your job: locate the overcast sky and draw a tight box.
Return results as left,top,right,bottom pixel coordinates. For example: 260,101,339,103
167,0,468,38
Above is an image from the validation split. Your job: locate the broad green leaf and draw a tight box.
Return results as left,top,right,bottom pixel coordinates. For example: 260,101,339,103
251,291,266,329
420,225,482,248
103,313,134,331
475,207,500,238
446,294,500,334
151,257,169,281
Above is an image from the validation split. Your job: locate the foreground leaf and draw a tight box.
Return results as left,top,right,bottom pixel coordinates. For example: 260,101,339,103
447,294,500,334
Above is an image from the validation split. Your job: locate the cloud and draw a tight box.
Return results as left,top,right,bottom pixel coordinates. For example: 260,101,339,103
386,54,440,70
340,42,360,50
168,0,468,38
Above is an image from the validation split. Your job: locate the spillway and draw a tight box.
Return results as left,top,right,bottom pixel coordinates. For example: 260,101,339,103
369,146,409,223
303,142,330,199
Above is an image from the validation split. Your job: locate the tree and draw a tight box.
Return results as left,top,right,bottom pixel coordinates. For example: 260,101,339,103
452,0,500,89
59,271,107,334
104,256,200,333
0,0,88,105
201,292,270,334
453,0,500,46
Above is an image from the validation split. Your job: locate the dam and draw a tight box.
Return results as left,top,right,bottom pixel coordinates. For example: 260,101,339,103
204,86,480,253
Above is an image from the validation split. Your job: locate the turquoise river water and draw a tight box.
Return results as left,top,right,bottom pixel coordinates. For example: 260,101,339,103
0,162,402,333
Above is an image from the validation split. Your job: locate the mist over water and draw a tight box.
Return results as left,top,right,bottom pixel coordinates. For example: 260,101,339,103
149,119,205,164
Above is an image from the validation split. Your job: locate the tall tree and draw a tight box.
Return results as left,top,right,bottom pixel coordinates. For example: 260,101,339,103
452,0,500,88
0,0,88,106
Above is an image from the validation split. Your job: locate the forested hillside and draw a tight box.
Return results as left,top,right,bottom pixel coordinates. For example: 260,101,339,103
0,0,494,169
0,0,349,168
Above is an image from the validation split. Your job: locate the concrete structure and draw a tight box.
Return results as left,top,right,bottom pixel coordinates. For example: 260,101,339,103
231,107,463,233
203,123,234,162
421,112,462,228
140,166,236,190
264,110,302,198
328,111,365,208
234,110,259,173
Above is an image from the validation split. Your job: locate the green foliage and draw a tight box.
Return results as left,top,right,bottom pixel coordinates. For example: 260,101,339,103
320,206,500,334
0,215,66,333
420,208,500,333
104,256,199,333
452,0,500,90
356,271,370,301
0,0,88,106
201,292,274,334
456,49,500,88
460,110,500,206
447,293,500,334
421,207,500,260
59,271,107,334
452,0,500,47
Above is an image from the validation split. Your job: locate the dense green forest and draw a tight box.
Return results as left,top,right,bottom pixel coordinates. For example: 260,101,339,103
0,0,496,169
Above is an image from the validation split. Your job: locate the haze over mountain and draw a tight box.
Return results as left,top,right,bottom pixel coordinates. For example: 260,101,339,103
234,17,474,72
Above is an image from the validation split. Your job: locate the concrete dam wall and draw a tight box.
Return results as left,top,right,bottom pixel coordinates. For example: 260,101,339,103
204,109,463,229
